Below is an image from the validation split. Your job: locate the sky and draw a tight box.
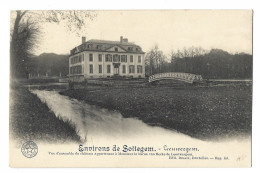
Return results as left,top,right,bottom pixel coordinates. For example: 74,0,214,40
36,10,252,56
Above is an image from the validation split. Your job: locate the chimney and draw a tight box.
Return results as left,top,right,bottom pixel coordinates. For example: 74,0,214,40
123,38,128,43
120,36,123,43
82,36,86,44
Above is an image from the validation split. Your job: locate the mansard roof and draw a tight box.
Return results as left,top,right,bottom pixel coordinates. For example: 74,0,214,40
87,39,136,46
70,39,145,55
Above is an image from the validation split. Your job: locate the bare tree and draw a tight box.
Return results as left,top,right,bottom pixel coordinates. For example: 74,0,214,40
145,45,166,75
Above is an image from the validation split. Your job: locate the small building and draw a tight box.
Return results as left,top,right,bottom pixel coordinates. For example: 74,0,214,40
69,36,145,81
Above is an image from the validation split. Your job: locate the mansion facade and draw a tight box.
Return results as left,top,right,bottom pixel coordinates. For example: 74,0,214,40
69,36,145,81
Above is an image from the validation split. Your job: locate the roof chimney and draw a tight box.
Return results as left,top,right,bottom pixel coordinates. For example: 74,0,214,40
123,38,128,43
120,36,123,43
82,37,86,44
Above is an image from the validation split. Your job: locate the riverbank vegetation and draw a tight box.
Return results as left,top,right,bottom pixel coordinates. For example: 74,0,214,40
61,84,252,141
10,86,81,143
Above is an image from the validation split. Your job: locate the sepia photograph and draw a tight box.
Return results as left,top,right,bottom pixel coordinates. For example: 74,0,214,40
8,9,252,167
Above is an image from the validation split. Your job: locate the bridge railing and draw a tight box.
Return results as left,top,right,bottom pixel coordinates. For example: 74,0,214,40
149,72,203,83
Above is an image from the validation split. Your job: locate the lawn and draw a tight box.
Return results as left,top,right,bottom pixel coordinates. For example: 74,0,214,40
60,84,252,140
10,86,81,143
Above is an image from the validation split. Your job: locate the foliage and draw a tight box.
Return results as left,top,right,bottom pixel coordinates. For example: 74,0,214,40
145,45,252,79
170,49,252,79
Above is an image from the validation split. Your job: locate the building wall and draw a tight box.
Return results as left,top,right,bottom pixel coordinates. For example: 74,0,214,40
69,51,145,79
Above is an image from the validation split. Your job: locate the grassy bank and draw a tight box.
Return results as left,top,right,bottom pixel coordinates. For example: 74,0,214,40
10,86,81,143
60,85,252,140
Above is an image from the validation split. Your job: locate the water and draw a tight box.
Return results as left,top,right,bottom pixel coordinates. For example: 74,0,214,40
30,89,201,144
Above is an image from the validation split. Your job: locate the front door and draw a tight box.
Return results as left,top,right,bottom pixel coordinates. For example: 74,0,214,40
113,63,120,76
114,66,119,75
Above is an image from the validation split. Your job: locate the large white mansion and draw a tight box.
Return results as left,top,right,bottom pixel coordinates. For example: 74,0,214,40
69,36,145,81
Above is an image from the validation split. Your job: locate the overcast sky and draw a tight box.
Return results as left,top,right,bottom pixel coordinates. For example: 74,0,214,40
36,10,252,56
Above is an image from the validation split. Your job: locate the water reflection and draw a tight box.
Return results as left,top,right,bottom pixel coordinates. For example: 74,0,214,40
30,89,202,144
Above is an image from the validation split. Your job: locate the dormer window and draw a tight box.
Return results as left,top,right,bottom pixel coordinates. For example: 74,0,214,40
87,44,92,49
115,47,118,52
97,45,102,50
128,47,133,51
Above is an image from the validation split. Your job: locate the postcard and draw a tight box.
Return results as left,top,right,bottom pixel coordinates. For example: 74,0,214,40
9,10,252,167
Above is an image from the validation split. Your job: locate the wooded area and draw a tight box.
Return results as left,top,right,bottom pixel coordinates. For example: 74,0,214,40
145,46,252,79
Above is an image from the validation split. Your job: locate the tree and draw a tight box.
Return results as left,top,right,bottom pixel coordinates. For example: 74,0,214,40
145,45,167,75
11,14,40,78
10,10,96,79
169,46,208,73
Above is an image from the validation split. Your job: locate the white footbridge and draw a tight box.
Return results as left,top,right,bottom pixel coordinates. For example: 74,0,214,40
149,72,203,84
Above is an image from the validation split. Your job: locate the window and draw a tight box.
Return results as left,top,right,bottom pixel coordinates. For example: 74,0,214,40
113,54,120,62
89,64,93,74
128,47,133,51
130,55,133,62
107,65,111,73
79,55,82,62
138,56,141,63
71,55,85,64
89,54,93,61
98,54,102,62
79,66,83,74
97,45,101,50
87,44,93,49
115,47,118,52
137,65,142,73
70,65,82,75
121,55,127,62
122,65,126,73
105,54,112,62
99,65,102,73
71,56,75,64
129,65,135,73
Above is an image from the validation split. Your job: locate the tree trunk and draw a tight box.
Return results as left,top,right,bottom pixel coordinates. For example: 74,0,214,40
10,10,26,79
